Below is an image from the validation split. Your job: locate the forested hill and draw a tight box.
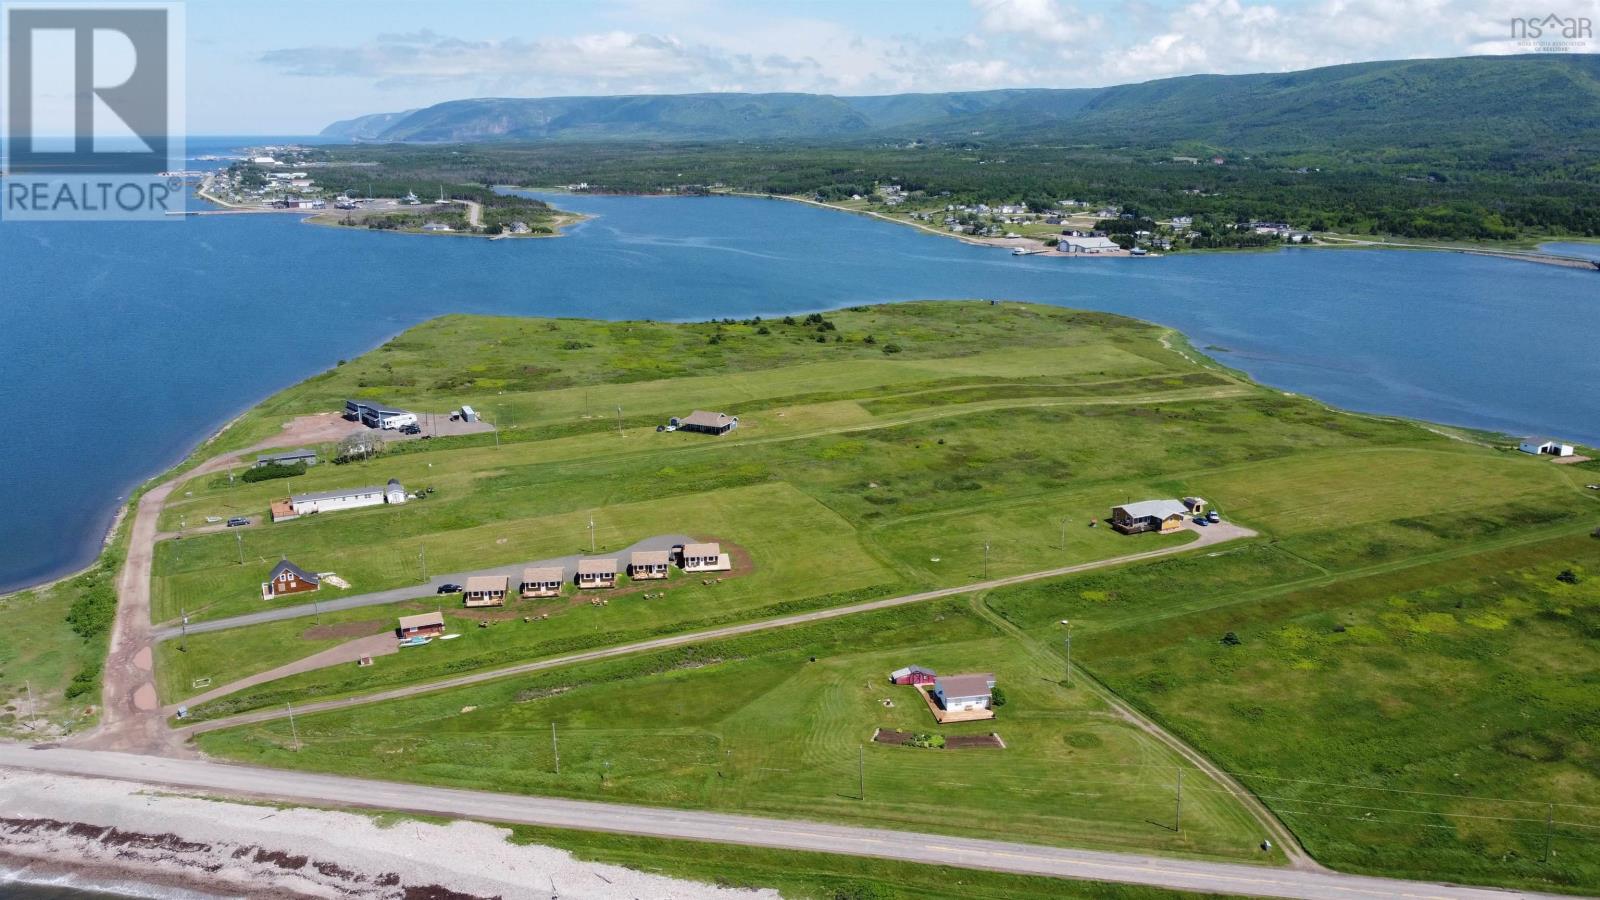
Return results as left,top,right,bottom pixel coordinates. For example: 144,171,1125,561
323,54,1600,153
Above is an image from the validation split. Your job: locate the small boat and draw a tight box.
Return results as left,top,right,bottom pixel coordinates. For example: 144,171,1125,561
1011,247,1029,255
439,633,462,641
398,636,432,647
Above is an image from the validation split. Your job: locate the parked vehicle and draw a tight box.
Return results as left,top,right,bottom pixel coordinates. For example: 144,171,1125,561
226,517,250,527
400,423,422,435
437,582,462,594
1194,516,1209,526
1207,510,1221,523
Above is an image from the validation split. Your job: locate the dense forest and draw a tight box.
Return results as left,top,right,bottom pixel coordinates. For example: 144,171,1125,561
304,140,1600,242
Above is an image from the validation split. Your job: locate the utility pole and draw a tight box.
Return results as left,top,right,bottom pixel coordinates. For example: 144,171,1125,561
552,722,560,775
616,405,624,437
419,545,428,581
236,531,244,565
1175,768,1184,833
588,517,596,553
858,744,865,801
1060,517,1068,552
24,680,34,729
179,607,188,652
1064,621,1073,687
287,702,301,751
982,542,990,580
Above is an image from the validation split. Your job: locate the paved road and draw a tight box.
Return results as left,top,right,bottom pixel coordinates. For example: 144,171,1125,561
182,521,1254,736
153,534,694,641
0,745,1564,900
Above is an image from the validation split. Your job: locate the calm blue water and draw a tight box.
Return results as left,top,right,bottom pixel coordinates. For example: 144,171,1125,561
1542,241,1600,262
1,138,1597,592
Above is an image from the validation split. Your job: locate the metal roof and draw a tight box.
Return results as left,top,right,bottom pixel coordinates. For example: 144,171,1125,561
890,665,935,679
681,410,734,428
256,448,316,462
682,542,720,558
1114,499,1189,520
935,673,996,699
291,486,385,504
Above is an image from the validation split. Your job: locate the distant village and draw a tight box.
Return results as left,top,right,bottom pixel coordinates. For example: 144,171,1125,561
834,181,1315,256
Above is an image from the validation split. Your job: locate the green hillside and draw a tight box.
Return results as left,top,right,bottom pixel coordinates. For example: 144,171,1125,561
321,55,1600,153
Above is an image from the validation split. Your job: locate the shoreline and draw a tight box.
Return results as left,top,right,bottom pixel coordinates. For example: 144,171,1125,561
0,768,774,900
723,189,1600,269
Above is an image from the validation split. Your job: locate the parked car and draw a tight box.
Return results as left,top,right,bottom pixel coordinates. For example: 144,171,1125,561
1207,510,1221,523
400,423,422,435
1193,516,1209,526
437,583,462,594
226,517,250,527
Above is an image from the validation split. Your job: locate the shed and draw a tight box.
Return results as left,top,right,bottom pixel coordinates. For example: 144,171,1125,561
397,611,445,639
520,566,564,598
385,478,408,504
576,558,619,589
262,559,320,599
254,448,318,469
1110,499,1189,534
629,550,671,580
890,665,937,686
1520,438,1575,457
463,575,509,607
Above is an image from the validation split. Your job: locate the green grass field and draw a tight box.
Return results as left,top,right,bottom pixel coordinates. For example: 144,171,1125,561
991,531,1600,893
160,300,1600,889
197,598,1278,862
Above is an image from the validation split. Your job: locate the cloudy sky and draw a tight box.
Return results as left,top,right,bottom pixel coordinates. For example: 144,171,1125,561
185,0,1598,133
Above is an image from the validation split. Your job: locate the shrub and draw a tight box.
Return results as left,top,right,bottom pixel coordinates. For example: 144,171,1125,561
908,732,946,749
1556,569,1580,584
881,343,903,354
990,686,1008,708
240,462,306,483
1221,631,1243,645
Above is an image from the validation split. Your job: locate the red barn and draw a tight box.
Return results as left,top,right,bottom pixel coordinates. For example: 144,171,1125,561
262,559,320,599
890,665,936,686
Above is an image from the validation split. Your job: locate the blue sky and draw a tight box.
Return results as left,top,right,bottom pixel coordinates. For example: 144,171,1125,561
182,0,1596,133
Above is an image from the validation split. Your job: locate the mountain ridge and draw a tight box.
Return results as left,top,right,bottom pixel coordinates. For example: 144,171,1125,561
320,54,1600,151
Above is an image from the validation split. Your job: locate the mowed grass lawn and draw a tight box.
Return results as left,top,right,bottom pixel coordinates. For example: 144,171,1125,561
1031,532,1600,894
198,599,1278,863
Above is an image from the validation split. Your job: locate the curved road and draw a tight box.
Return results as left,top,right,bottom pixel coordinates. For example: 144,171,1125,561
0,745,1562,900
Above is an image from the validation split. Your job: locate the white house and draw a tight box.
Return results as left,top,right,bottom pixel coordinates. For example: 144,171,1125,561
1060,236,1122,254
679,542,731,572
290,486,387,515
933,673,996,712
1519,438,1575,457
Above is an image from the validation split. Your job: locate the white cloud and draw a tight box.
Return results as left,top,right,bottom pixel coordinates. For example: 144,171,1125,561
256,0,1600,106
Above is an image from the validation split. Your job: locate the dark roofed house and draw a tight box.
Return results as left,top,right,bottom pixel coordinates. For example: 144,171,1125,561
890,665,937,686
262,559,320,599
254,448,318,469
629,550,670,580
677,410,739,436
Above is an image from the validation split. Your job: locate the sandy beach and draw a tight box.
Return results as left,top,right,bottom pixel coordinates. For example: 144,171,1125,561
0,768,778,900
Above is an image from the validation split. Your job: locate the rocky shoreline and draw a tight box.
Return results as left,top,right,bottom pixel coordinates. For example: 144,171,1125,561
0,769,776,900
